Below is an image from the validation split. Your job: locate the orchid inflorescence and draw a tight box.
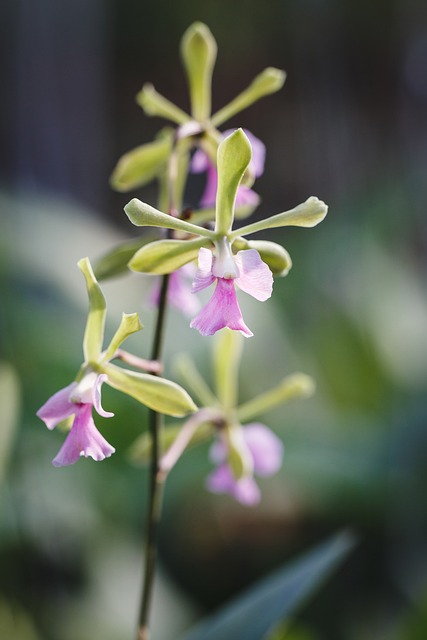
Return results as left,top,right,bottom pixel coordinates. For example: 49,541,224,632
37,22,328,511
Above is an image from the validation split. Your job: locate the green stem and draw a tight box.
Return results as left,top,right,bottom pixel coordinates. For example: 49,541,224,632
137,272,170,640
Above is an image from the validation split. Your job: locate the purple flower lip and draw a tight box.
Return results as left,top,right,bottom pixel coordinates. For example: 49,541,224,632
37,373,115,467
190,246,273,337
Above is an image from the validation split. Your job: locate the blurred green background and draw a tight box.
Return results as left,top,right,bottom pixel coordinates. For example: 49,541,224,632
1,0,427,638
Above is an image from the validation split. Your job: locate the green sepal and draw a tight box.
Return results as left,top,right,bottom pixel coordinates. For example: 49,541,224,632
237,373,315,423
78,257,106,363
226,424,253,480
181,22,217,121
124,198,215,239
110,133,173,192
233,238,292,276
229,197,328,240
104,363,197,417
211,67,286,127
129,237,211,274
94,236,158,280
215,129,252,235
214,329,243,410
129,421,212,464
174,353,219,408
101,313,143,363
136,83,190,125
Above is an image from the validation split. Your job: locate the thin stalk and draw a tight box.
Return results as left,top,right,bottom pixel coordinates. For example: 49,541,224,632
137,272,170,640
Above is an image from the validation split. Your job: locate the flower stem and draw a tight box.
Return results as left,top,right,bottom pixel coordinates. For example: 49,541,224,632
137,272,170,640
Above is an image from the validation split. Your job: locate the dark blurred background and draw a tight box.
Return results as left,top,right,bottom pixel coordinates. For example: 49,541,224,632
1,1,427,639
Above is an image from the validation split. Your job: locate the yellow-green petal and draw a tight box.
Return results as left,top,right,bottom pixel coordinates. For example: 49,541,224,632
214,329,243,411
101,313,143,363
78,257,106,363
229,197,328,240
237,373,315,423
94,236,158,280
124,198,215,239
215,129,252,235
233,238,292,276
104,363,197,417
110,134,173,192
226,424,253,480
129,237,211,274
181,22,217,121
136,83,190,125
211,67,286,127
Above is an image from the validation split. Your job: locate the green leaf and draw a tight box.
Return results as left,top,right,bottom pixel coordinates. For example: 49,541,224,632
101,313,143,363
136,83,190,125
0,362,20,484
215,129,252,235
233,238,292,276
211,67,286,127
124,198,215,239
179,530,355,640
129,237,211,275
78,257,106,363
237,373,315,423
110,135,173,192
229,197,328,241
94,236,157,280
104,363,197,417
181,22,217,121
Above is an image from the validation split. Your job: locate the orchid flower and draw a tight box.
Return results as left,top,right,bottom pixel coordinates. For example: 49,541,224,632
149,264,200,317
123,129,328,337
131,330,315,506
37,258,196,467
110,22,285,199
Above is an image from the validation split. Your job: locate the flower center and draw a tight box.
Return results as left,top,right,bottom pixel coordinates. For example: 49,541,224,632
212,237,239,280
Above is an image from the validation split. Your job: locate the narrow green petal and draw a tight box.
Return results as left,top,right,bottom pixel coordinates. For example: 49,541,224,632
136,83,190,125
104,363,197,417
215,129,252,235
129,421,212,464
211,67,286,127
181,22,217,121
227,424,253,480
233,238,292,276
94,236,158,280
101,313,143,363
78,257,106,363
237,373,315,423
129,237,211,274
229,197,328,240
124,198,216,239
110,135,173,192
174,353,219,408
214,329,243,411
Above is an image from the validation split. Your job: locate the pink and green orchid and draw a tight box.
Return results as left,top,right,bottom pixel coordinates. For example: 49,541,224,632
124,129,327,337
131,330,315,506
37,258,196,467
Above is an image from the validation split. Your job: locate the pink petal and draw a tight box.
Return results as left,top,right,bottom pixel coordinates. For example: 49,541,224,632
190,148,210,173
224,129,266,178
37,382,77,430
92,374,114,418
235,185,261,208
52,404,115,467
192,247,216,293
243,423,284,477
206,464,261,506
234,250,273,301
190,278,253,337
